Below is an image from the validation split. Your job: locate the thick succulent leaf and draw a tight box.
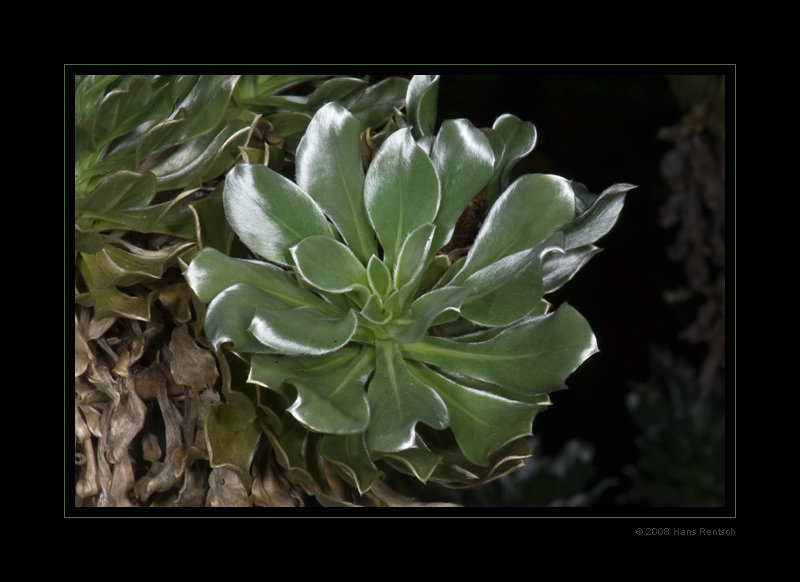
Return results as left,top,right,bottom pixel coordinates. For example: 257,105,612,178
161,75,240,148
367,340,449,453
487,113,537,205
374,434,443,483
291,235,369,295
117,113,187,166
319,433,384,495
360,294,393,325
260,412,313,475
417,255,451,296
432,438,532,488
75,170,157,217
390,286,476,344
79,241,192,290
250,305,358,356
306,77,367,112
250,348,372,436
204,283,296,353
232,75,328,110
204,390,262,479
458,248,543,326
147,111,258,191
186,246,338,315
283,347,373,434
223,163,333,266
75,226,104,255
263,112,311,140
407,362,540,467
453,173,575,284
400,303,597,398
563,182,636,249
364,128,440,269
348,76,410,130
188,184,235,252
249,345,360,388
105,76,240,166
295,102,376,264
79,196,192,236
542,245,602,294
458,235,561,326
367,255,393,299
430,119,496,253
75,75,121,127
394,222,436,291
91,76,156,148
406,75,440,139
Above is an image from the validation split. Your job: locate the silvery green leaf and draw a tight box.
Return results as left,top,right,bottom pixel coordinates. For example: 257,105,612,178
360,294,393,325
223,163,333,267
75,170,157,215
453,173,575,285
563,183,636,249
542,245,603,294
400,303,597,398
407,361,541,466
394,222,436,291
204,283,292,353
390,286,476,344
291,235,369,295
91,76,156,149
430,118,496,253
458,231,562,326
320,433,384,496
406,75,440,140
286,373,371,436
373,434,443,483
366,255,393,299
295,103,376,264
250,305,358,356
459,247,544,326
149,111,257,191
186,246,338,315
487,113,537,205
248,346,375,434
364,128,440,270
570,181,598,215
305,77,367,112
348,76,410,130
367,340,449,453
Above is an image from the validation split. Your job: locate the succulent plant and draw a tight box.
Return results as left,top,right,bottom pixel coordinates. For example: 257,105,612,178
186,75,635,500
73,74,412,507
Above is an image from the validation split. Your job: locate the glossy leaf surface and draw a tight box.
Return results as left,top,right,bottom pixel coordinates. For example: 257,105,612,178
185,76,630,496
223,163,333,266
292,236,369,295
364,128,440,270
453,173,575,284
295,103,376,264
401,303,597,398
250,306,358,356
430,119,496,253
367,340,449,453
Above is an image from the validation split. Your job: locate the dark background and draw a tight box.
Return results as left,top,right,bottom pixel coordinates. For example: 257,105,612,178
396,71,730,511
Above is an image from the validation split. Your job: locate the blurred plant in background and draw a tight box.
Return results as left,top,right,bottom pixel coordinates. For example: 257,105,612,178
623,348,724,507
620,74,726,508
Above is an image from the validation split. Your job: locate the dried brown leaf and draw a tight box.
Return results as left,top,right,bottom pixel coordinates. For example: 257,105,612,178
168,324,219,389
207,468,253,507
